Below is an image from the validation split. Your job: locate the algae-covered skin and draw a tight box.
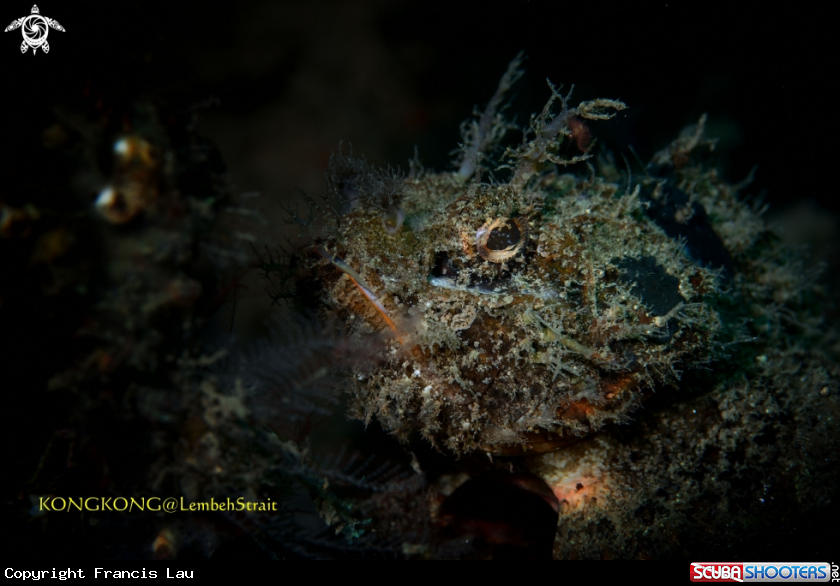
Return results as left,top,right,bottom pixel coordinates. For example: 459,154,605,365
319,171,726,455
297,61,747,456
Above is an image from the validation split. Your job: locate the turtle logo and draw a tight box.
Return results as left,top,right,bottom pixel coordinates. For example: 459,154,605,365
5,5,65,54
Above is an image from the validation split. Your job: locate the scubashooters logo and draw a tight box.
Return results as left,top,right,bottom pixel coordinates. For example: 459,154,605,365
4,5,65,54
690,562,832,582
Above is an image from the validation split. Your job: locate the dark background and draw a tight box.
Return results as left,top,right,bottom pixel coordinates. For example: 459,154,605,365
3,2,836,185
2,0,838,559
4,1,838,206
